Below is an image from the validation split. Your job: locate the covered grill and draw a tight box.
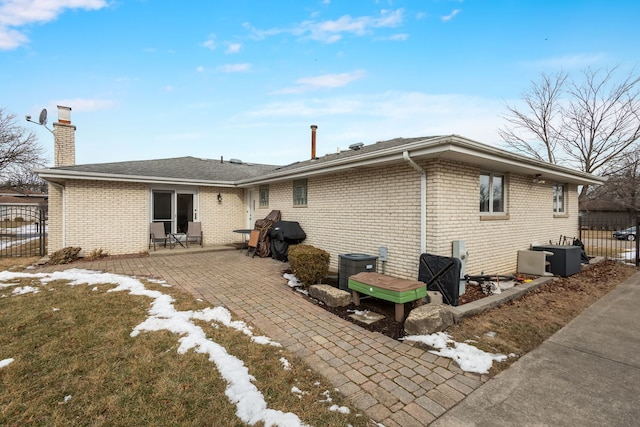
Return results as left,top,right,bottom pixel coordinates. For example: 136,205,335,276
269,221,306,261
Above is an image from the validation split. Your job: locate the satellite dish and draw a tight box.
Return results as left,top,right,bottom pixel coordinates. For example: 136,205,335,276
38,109,47,126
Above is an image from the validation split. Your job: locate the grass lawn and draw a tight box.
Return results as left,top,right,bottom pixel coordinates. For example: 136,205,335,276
446,260,637,376
0,261,373,426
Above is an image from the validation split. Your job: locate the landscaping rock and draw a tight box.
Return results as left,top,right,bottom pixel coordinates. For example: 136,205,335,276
427,290,443,304
308,284,351,307
404,304,454,335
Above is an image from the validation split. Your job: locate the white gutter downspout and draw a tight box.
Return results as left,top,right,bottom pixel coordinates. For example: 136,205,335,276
49,182,66,248
403,151,426,254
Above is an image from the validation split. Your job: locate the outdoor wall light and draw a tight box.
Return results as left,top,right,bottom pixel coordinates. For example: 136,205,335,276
217,193,223,203
532,174,546,184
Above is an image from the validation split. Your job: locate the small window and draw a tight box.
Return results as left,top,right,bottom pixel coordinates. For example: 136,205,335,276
480,172,505,213
293,179,307,206
553,184,565,213
259,185,269,208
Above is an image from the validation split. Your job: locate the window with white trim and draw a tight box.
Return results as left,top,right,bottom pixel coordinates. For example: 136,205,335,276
479,172,505,213
259,185,269,208
553,184,566,213
293,179,307,206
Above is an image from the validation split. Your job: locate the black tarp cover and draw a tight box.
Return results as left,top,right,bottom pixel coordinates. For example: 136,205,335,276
418,253,462,306
269,221,306,261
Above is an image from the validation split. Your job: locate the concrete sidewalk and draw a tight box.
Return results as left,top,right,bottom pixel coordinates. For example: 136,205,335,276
433,270,640,427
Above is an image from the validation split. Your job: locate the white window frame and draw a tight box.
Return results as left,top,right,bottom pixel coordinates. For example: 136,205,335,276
553,184,566,214
259,184,269,208
293,179,307,206
479,172,506,214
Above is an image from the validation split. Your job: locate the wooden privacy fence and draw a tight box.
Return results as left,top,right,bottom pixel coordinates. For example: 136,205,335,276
0,206,47,258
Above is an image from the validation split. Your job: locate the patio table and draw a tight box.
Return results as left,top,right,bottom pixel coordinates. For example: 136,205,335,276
233,229,252,253
170,233,186,249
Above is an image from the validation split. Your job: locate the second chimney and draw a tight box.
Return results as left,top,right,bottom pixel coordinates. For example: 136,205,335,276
310,125,318,160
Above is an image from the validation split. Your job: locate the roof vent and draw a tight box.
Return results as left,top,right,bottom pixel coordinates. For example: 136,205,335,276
349,142,365,151
230,158,243,164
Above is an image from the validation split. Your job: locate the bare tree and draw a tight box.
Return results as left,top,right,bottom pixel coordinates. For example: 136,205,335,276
560,68,640,175
499,71,567,163
588,148,640,211
0,108,45,182
1,168,47,192
500,67,640,187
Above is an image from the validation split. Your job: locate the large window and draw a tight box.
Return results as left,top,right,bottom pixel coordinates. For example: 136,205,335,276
293,179,307,206
553,184,565,213
479,172,505,213
151,189,197,233
259,185,269,208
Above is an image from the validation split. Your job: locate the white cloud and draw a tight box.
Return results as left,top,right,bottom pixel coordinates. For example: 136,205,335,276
225,42,241,54
244,9,404,44
375,33,409,41
54,98,117,112
196,65,204,72
241,91,506,148
0,0,108,50
306,9,404,43
275,70,365,94
0,27,27,49
242,22,284,41
441,9,461,22
203,35,216,50
165,85,174,93
218,63,251,73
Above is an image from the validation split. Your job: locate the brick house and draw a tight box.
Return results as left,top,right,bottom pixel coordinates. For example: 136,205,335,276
36,106,603,278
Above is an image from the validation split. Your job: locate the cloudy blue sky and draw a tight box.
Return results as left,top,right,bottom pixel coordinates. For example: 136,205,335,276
1,0,639,166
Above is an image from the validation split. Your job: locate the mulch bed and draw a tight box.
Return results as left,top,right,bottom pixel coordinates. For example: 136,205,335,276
288,273,528,340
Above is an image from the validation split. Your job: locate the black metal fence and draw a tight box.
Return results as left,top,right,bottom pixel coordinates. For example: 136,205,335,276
578,214,639,266
0,206,47,258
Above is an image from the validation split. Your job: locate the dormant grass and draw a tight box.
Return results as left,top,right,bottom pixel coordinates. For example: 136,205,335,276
0,265,373,426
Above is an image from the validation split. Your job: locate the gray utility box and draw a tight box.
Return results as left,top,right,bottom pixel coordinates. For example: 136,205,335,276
532,245,582,277
338,253,378,291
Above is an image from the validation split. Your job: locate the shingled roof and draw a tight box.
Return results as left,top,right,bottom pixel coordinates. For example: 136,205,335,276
36,135,604,186
273,136,436,172
47,156,279,183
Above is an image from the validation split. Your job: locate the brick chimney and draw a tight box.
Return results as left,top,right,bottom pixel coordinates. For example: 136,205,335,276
53,105,76,167
310,124,317,160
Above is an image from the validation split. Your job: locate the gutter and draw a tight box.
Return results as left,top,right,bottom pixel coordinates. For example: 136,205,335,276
403,151,426,254
35,169,237,188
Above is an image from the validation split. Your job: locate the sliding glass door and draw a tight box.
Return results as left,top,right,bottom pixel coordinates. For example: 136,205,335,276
152,189,198,234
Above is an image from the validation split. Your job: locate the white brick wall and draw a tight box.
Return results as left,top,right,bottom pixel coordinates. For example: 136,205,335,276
63,180,149,255
259,158,580,279
48,182,250,256
198,187,247,244
49,159,580,273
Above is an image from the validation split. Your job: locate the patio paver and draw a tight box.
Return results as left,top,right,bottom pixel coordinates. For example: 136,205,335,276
37,250,487,425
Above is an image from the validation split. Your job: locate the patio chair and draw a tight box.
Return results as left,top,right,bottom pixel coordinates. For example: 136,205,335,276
246,230,260,257
149,222,168,251
186,221,203,247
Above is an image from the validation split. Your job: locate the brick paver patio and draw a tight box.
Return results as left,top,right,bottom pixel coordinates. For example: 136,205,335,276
38,249,487,426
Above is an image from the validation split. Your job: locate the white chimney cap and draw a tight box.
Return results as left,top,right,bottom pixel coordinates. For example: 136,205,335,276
57,105,72,124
